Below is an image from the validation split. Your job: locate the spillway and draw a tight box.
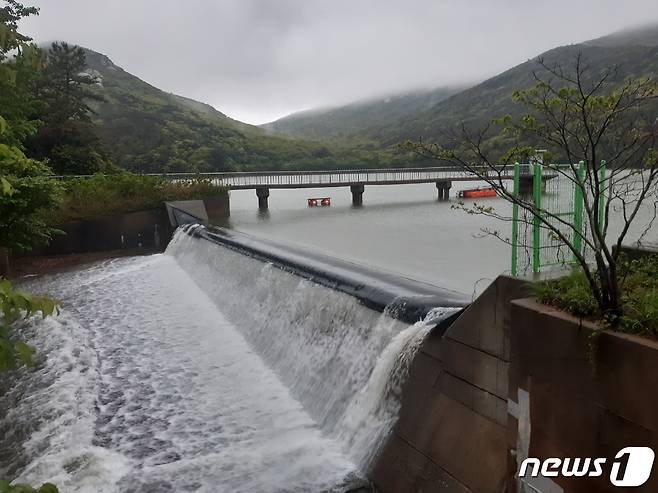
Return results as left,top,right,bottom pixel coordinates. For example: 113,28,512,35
0,226,467,492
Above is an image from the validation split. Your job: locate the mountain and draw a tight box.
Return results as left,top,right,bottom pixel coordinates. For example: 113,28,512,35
77,22,658,172
81,49,399,173
381,23,658,146
265,23,658,149
261,86,464,142
584,23,658,48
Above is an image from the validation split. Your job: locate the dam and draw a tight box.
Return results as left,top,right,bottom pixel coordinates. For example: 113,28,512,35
0,226,468,492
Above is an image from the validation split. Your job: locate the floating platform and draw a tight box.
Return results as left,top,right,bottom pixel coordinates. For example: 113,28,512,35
308,197,331,207
459,186,497,198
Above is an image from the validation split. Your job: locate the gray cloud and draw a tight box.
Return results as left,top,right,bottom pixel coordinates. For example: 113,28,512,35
20,0,658,124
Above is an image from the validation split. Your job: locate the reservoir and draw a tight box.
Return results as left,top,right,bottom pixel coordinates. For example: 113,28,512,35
228,181,658,295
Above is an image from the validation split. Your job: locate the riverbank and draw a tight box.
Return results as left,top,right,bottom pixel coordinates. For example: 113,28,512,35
9,249,157,279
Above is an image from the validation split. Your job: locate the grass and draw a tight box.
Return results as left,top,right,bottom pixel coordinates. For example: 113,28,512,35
536,255,658,338
45,173,227,225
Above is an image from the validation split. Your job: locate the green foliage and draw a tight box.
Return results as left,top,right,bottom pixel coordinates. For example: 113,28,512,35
0,1,38,59
0,481,58,493
0,5,61,253
0,5,60,491
536,256,658,338
79,48,421,172
0,278,57,371
263,86,463,143
535,271,600,318
25,42,112,174
0,118,62,251
0,1,41,148
46,172,227,225
39,42,101,123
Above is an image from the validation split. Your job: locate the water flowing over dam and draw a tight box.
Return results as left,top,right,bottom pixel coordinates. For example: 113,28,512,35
0,227,466,492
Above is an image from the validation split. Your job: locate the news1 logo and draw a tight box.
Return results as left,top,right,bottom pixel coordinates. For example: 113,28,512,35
519,447,655,487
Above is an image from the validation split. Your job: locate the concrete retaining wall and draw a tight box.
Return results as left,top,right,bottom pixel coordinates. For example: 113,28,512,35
509,299,658,493
372,271,658,492
370,276,530,492
26,207,173,256
19,195,230,258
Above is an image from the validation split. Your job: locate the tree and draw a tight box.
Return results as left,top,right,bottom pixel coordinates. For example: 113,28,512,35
411,54,658,319
0,5,61,490
0,118,61,252
37,42,100,123
26,42,112,174
0,0,37,59
0,2,60,255
0,1,42,147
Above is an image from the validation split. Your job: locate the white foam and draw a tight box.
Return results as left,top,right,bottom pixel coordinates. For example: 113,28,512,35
1,229,446,491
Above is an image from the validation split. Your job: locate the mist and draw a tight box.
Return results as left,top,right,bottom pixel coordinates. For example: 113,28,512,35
20,0,658,124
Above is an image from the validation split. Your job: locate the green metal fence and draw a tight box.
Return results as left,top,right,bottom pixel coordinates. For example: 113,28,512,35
511,160,606,277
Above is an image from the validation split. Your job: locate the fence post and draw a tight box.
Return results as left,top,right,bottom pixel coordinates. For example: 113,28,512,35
573,161,585,262
532,161,542,274
511,162,520,276
598,160,606,233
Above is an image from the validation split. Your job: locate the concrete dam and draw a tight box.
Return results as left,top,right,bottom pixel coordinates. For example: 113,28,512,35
0,225,471,492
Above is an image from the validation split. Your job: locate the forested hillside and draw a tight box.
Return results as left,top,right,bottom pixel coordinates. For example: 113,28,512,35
261,86,464,142
267,24,658,151
35,23,658,173
82,49,409,172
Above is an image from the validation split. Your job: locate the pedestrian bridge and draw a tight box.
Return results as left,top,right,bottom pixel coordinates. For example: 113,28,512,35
161,166,539,208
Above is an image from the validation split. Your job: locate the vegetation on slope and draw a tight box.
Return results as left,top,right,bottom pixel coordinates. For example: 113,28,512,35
82,49,415,172
45,173,227,225
261,86,464,142
266,24,658,155
31,24,658,174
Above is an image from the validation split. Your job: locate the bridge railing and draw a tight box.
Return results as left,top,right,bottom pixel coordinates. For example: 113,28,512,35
151,166,523,188
52,165,537,188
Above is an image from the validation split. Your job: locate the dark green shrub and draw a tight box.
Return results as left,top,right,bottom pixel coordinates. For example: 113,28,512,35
45,173,227,225
536,255,658,338
0,481,59,493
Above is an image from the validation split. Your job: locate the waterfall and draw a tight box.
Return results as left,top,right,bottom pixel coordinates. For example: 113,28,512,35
0,227,460,492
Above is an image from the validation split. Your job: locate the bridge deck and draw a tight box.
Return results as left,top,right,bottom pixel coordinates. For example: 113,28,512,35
159,166,529,190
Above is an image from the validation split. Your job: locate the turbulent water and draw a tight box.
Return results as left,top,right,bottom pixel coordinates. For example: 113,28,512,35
0,229,448,492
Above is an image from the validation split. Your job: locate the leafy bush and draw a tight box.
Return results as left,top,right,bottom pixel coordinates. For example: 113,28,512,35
45,173,227,225
0,481,58,493
0,278,58,371
0,118,62,252
536,255,658,337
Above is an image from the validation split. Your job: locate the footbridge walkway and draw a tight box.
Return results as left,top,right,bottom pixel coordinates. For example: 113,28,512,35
160,166,543,209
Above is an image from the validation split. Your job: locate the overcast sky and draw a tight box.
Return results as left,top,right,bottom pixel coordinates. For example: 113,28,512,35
20,0,658,125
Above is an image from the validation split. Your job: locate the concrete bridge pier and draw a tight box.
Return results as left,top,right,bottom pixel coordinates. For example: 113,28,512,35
256,187,270,209
350,184,365,206
436,180,451,200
